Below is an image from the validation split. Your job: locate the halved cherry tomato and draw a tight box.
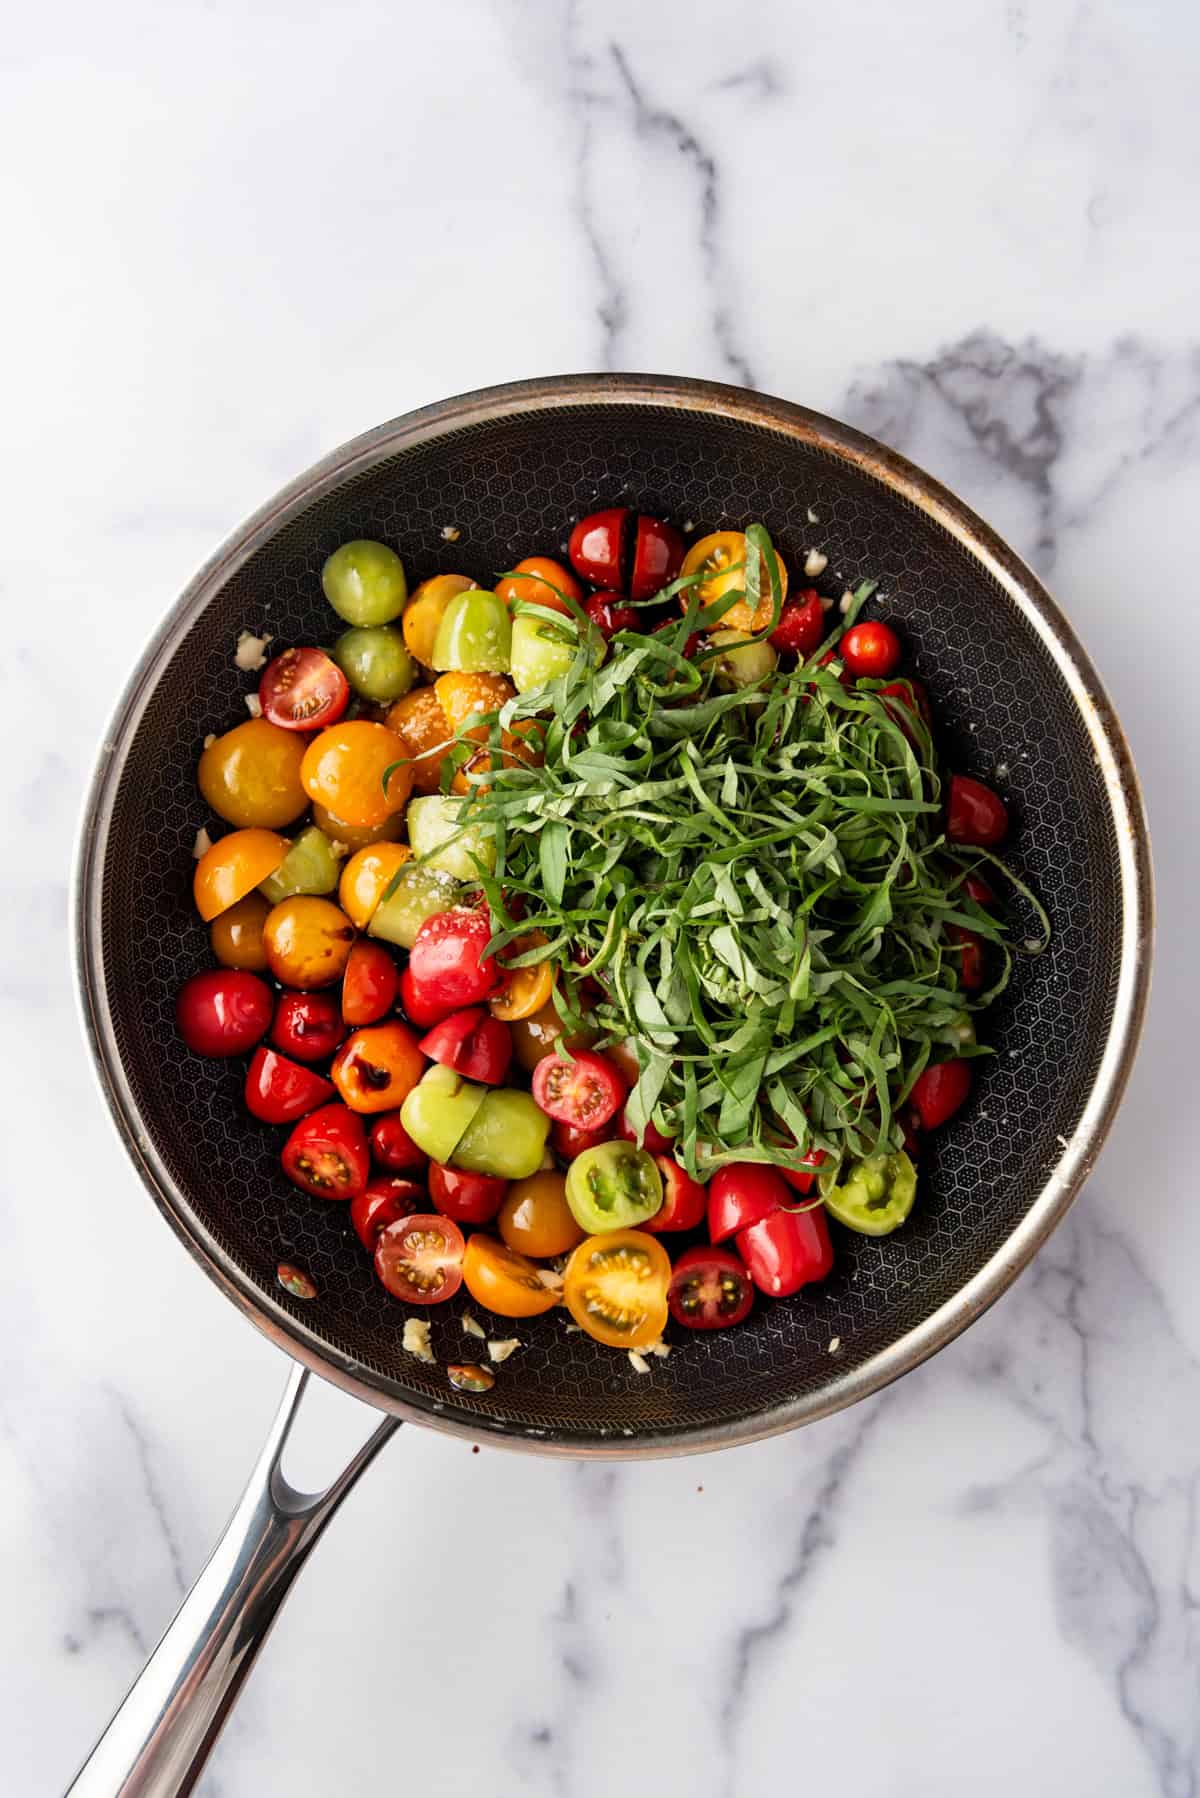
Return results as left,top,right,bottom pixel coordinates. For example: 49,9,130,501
584,593,638,638
330,1020,425,1114
460,1233,557,1318
369,1111,428,1172
680,530,789,633
282,1103,369,1199
498,1170,584,1258
617,1107,674,1153
375,1214,464,1303
910,1058,973,1130
551,1118,614,1161
737,1206,832,1296
949,925,985,991
339,843,411,931
963,872,996,907
418,1008,512,1085
643,1156,706,1232
402,573,476,668
489,931,555,1023
770,590,825,657
259,647,350,731
779,1146,827,1196
198,720,309,830
947,775,1008,846
429,1161,507,1225
668,1245,753,1328
244,1046,335,1124
263,896,356,989
271,990,345,1063
209,890,271,969
568,507,630,589
563,1229,670,1349
350,1176,424,1250
384,686,452,795
407,908,499,1017
176,969,273,1057
193,827,289,923
342,940,398,1026
532,1049,625,1130
300,721,413,828
877,678,932,735
840,619,901,678
497,557,581,618
707,1162,788,1243
630,515,685,602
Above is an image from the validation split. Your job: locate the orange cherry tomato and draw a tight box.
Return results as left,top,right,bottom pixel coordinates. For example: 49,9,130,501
193,827,289,922
680,530,789,634
311,800,405,853
498,1171,584,1259
433,671,515,739
461,1234,560,1318
509,1000,596,1074
198,719,309,829
497,556,582,618
402,573,476,668
605,1039,643,1088
489,931,555,1023
385,687,452,795
300,721,413,828
341,941,399,1026
209,891,271,969
263,896,356,989
331,1020,425,1113
339,843,411,931
562,1229,670,1349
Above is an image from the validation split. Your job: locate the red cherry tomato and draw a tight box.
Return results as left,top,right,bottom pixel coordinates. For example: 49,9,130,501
176,969,273,1058
910,1059,973,1130
584,593,638,638
406,908,499,1019
568,507,630,589
707,1162,788,1243
418,1007,512,1085
429,1161,508,1225
643,1157,707,1233
342,940,398,1027
616,1108,674,1153
398,966,447,1029
901,1107,922,1158
779,1146,827,1195
949,924,985,990
630,515,685,602
963,872,996,907
532,1049,625,1130
736,1206,833,1296
877,678,932,735
840,620,901,678
551,1117,615,1161
668,1245,754,1329
770,590,825,657
281,1103,369,1200
374,1213,465,1304
350,1176,424,1250
271,990,345,1063
244,1046,334,1124
947,775,1008,846
369,1111,429,1172
259,647,350,732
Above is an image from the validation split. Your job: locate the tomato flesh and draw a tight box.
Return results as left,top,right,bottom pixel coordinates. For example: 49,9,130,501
643,1156,707,1232
244,1046,334,1124
947,775,1009,846
429,1161,508,1225
350,1176,424,1250
668,1246,753,1329
532,1049,625,1130
630,515,684,602
563,1229,670,1349
737,1206,833,1296
770,590,825,657
369,1111,428,1172
840,620,901,678
910,1058,973,1130
259,647,350,731
707,1162,788,1243
271,990,345,1063
282,1103,369,1200
568,507,630,589
176,970,273,1058
375,1214,464,1303
406,908,500,1018
419,1007,512,1085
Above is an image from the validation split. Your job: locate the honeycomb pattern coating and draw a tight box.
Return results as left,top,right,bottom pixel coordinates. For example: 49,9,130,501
96,403,1124,1447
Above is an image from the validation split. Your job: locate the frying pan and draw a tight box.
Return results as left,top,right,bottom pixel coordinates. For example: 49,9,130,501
69,374,1151,1795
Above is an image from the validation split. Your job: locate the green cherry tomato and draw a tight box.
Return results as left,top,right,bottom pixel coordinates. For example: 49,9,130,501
258,826,341,903
322,540,408,627
510,613,577,693
451,1090,551,1181
824,1151,917,1236
709,629,779,689
406,794,497,879
367,865,462,950
565,1142,663,1234
333,626,417,703
432,590,512,674
399,1064,487,1163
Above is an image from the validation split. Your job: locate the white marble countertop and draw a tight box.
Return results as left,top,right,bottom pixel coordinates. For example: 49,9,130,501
3,2,1198,1793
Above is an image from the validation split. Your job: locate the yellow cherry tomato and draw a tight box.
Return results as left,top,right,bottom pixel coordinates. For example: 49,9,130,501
311,800,405,853
339,843,412,931
193,827,289,922
680,530,789,634
489,930,555,1023
209,891,271,969
563,1230,670,1349
509,1000,596,1074
262,896,355,989
385,686,452,795
499,1171,584,1259
198,719,309,829
462,1235,560,1319
402,573,476,668
300,721,413,828
433,671,515,739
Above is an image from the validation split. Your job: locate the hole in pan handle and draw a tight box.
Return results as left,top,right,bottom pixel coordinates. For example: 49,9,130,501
65,1362,400,1798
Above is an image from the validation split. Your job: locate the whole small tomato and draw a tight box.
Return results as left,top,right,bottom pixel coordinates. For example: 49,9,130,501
271,990,345,1063
342,940,399,1026
949,924,985,991
947,775,1008,847
770,590,825,658
299,721,413,828
209,891,271,970
331,1020,426,1114
198,720,309,830
428,1161,508,1226
176,969,273,1058
840,620,901,678
551,1117,614,1161
406,908,500,1017
384,687,453,796
736,1206,833,1296
497,557,582,617
369,1111,428,1172
910,1059,972,1130
498,1170,583,1258
263,896,356,990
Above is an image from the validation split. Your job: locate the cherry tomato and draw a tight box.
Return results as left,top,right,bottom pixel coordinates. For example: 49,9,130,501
418,1007,511,1085
568,507,630,589
176,969,273,1058
680,530,789,633
244,1046,334,1124
342,940,398,1026
949,925,985,991
300,721,413,829
551,1118,614,1161
605,1039,642,1087
433,670,516,740
259,647,349,732
429,1161,508,1225
463,1233,559,1318
407,908,499,1017
263,896,355,989
643,1156,707,1232
271,990,345,1063
617,1107,674,1153
338,843,411,931
877,677,932,735
963,872,996,907
770,590,825,657
947,775,1008,847
375,1214,464,1303
350,1176,425,1250
488,931,555,1024
398,966,450,1029
779,1146,826,1196
707,1162,788,1243
209,890,271,970
311,799,405,853
510,1000,594,1074
193,827,289,923
322,539,408,627
840,620,901,678
330,1020,426,1114
630,515,685,602
403,573,476,669
668,1245,753,1329
497,556,581,618
498,1170,584,1258
736,1206,833,1296
563,1229,670,1349
369,1111,428,1172
384,686,452,795
282,1102,369,1200
584,593,637,638
910,1058,973,1130
198,719,309,830
532,1048,625,1131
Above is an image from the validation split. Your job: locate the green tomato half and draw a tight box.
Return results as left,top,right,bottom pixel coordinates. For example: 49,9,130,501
367,865,461,950
332,625,416,703
432,590,512,674
321,539,408,627
824,1151,917,1236
258,826,341,903
565,1142,663,1234
399,1064,487,1164
407,794,497,880
510,613,581,693
451,1089,550,1180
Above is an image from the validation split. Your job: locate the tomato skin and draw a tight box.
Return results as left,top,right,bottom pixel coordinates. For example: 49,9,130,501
630,515,684,602
532,1049,625,1130
398,966,450,1029
263,896,356,990
342,940,398,1026
947,775,1008,847
299,721,413,829
462,1234,559,1318
949,925,985,990
244,1046,334,1124
840,620,902,678
194,828,289,923
429,1161,507,1225
910,1058,973,1130
779,1145,827,1195
488,931,555,1024
418,1008,512,1085
259,647,350,731
176,970,273,1058
210,891,271,970
330,1020,426,1115
963,872,996,907
562,1229,670,1348
271,991,345,1063
497,556,582,617
707,1162,789,1243
406,909,500,1017
551,1118,614,1161
668,1245,753,1329
498,1170,583,1258
736,1206,833,1296
350,1176,424,1250
568,507,630,589
770,590,825,657
584,593,638,638
877,678,932,736
643,1157,707,1233
369,1111,428,1172
198,720,309,831
375,1214,464,1304
282,1103,370,1200
617,1108,674,1153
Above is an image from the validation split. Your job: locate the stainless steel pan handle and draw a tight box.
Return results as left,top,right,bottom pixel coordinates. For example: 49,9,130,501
66,1364,399,1798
